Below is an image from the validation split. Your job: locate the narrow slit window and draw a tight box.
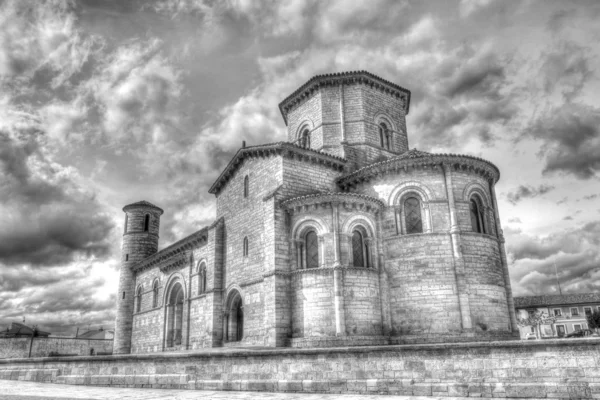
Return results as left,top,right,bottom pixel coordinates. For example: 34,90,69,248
352,230,365,267
305,231,319,269
152,281,159,308
243,237,249,257
404,196,423,234
470,197,485,233
301,129,311,149
144,214,150,231
244,175,249,198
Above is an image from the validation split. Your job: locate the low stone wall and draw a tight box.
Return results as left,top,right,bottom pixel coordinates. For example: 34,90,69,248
0,337,113,359
0,339,599,398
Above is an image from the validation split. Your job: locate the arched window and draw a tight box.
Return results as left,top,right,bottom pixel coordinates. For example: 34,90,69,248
198,263,206,294
379,123,390,150
301,129,310,149
166,283,184,347
243,237,249,257
352,230,370,268
404,196,423,234
152,280,159,308
136,286,143,313
144,214,150,231
305,230,319,269
470,196,486,234
244,175,249,198
124,214,128,234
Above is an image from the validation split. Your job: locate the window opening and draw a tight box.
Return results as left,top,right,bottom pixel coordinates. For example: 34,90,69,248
305,231,319,269
352,230,365,267
404,196,423,234
166,284,184,347
152,281,159,308
244,175,249,198
301,129,310,149
470,197,485,233
144,214,150,232
243,237,249,257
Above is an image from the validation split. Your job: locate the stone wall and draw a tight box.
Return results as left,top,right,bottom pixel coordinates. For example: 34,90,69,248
0,338,112,359
1,339,600,398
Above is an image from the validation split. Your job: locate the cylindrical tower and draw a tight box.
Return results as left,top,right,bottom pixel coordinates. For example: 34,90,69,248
113,200,163,354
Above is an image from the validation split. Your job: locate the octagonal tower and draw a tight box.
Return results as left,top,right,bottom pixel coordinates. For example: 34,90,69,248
278,71,411,171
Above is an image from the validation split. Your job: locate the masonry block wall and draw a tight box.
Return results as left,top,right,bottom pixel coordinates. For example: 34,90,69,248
114,70,518,354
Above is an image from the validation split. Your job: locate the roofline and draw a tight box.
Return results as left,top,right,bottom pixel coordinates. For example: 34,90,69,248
337,152,501,188
122,201,164,215
208,142,347,196
278,70,411,125
131,218,224,272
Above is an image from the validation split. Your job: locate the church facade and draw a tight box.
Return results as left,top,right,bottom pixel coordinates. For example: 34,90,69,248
114,71,519,355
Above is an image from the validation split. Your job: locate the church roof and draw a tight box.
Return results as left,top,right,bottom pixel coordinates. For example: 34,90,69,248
514,293,600,308
122,200,164,215
208,142,346,195
278,70,411,125
337,149,501,189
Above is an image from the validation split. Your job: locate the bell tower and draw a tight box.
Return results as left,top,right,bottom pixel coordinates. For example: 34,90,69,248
278,70,411,170
114,200,163,354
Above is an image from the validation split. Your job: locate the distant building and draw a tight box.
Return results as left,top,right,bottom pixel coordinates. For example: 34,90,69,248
514,293,600,338
0,322,51,338
76,328,114,340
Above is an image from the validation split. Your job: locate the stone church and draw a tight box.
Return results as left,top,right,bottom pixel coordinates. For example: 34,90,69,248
114,70,519,355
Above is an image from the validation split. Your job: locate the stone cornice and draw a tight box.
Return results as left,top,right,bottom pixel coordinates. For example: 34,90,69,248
131,218,224,273
208,142,347,196
278,71,411,125
281,192,384,215
337,149,501,189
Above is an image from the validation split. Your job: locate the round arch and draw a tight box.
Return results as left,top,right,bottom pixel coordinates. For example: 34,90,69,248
341,215,376,237
291,215,329,239
223,285,245,342
389,181,434,206
463,182,491,206
294,119,315,141
373,113,396,133
163,272,187,306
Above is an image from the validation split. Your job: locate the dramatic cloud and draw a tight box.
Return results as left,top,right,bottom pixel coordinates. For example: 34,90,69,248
525,103,600,179
2,0,600,331
505,184,555,205
508,221,600,296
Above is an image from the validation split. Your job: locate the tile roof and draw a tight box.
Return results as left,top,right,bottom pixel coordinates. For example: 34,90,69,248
514,293,600,308
122,200,164,214
208,142,346,195
278,70,412,124
337,148,501,187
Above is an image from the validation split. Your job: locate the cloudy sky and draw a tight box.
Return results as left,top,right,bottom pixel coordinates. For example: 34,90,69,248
1,0,599,335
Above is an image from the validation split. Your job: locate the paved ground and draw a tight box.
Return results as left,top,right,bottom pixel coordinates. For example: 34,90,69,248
0,380,524,400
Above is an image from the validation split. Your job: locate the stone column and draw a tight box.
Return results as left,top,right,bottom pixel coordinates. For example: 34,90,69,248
339,83,346,142
376,211,392,336
331,203,346,336
490,182,519,331
222,312,229,342
442,163,472,330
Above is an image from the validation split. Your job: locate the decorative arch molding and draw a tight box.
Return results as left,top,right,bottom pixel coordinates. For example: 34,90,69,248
295,119,315,140
463,182,491,206
291,215,329,239
196,258,208,272
223,284,245,309
341,215,376,237
389,181,434,206
163,272,187,305
373,112,397,133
